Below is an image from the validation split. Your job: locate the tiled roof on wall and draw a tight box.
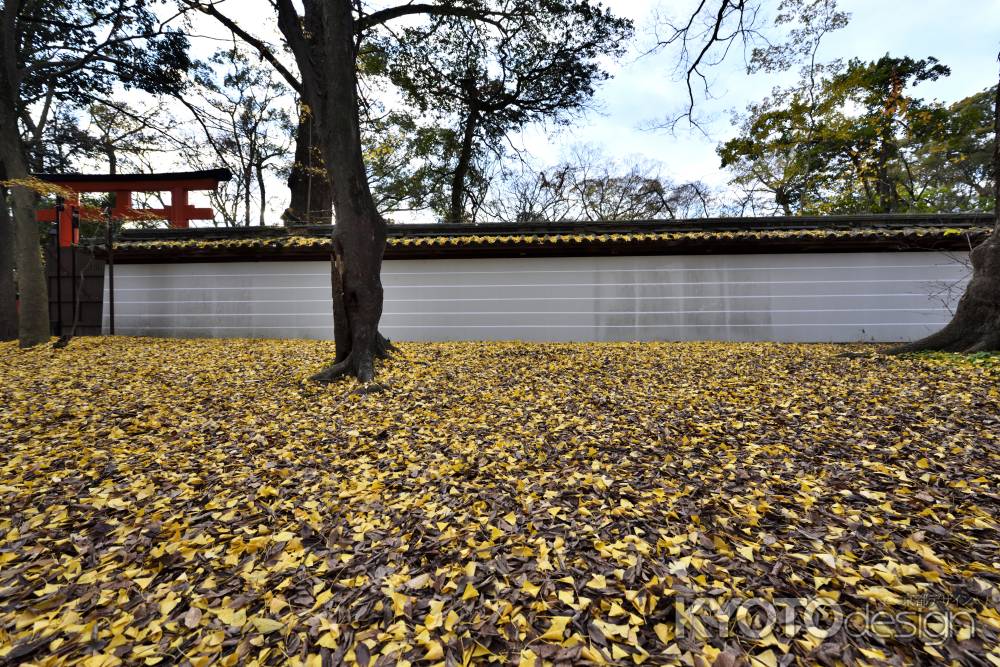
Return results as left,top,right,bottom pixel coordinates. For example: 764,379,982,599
115,225,989,251
101,214,994,262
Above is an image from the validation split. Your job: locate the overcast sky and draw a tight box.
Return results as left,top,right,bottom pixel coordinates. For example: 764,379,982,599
172,0,1000,222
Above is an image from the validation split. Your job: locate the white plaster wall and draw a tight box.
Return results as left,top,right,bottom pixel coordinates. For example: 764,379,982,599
103,251,971,343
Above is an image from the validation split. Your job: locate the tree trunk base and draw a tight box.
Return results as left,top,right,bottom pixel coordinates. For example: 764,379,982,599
374,331,396,358
310,356,356,383
889,236,1000,355
310,332,396,384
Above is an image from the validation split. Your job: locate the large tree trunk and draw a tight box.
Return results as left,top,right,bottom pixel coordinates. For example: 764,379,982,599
0,94,48,348
9,184,46,347
0,183,16,341
448,104,479,223
892,71,1000,354
304,0,387,383
327,243,395,368
284,107,334,225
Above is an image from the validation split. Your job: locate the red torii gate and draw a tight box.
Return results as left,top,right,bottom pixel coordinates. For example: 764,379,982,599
35,169,232,246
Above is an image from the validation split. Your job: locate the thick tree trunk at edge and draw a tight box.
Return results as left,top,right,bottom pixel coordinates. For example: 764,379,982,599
892,67,1000,354
9,184,47,347
0,101,48,348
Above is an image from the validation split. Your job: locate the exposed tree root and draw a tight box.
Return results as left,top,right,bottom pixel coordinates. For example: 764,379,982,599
375,332,396,358
310,356,355,383
311,333,395,384
354,381,388,394
889,236,1000,355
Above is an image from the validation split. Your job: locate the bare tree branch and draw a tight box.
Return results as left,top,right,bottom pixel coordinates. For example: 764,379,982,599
651,0,765,129
357,3,513,32
179,0,303,94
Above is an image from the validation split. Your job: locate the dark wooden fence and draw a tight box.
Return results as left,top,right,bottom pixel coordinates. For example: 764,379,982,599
46,243,105,336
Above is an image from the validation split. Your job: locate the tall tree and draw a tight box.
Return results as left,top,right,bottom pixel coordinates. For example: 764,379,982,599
0,0,190,347
362,111,457,220
185,0,630,381
81,102,179,176
179,0,329,226
385,6,631,222
827,56,950,213
284,105,333,224
915,87,997,212
719,56,966,215
718,95,819,215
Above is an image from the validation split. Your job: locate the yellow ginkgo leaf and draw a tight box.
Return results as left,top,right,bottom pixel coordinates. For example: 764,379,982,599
539,616,572,642
250,616,284,634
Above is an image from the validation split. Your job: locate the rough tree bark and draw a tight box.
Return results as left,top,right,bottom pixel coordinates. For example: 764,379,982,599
276,0,388,382
186,0,393,374
328,243,394,367
2,182,47,348
0,182,16,341
0,5,48,347
285,108,334,225
448,100,480,224
312,2,386,382
892,67,1000,354
0,96,48,348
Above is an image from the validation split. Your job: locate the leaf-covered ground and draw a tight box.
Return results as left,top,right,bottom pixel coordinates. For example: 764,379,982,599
1,338,998,666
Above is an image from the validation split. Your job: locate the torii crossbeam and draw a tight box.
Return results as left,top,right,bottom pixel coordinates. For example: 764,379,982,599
34,169,232,246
